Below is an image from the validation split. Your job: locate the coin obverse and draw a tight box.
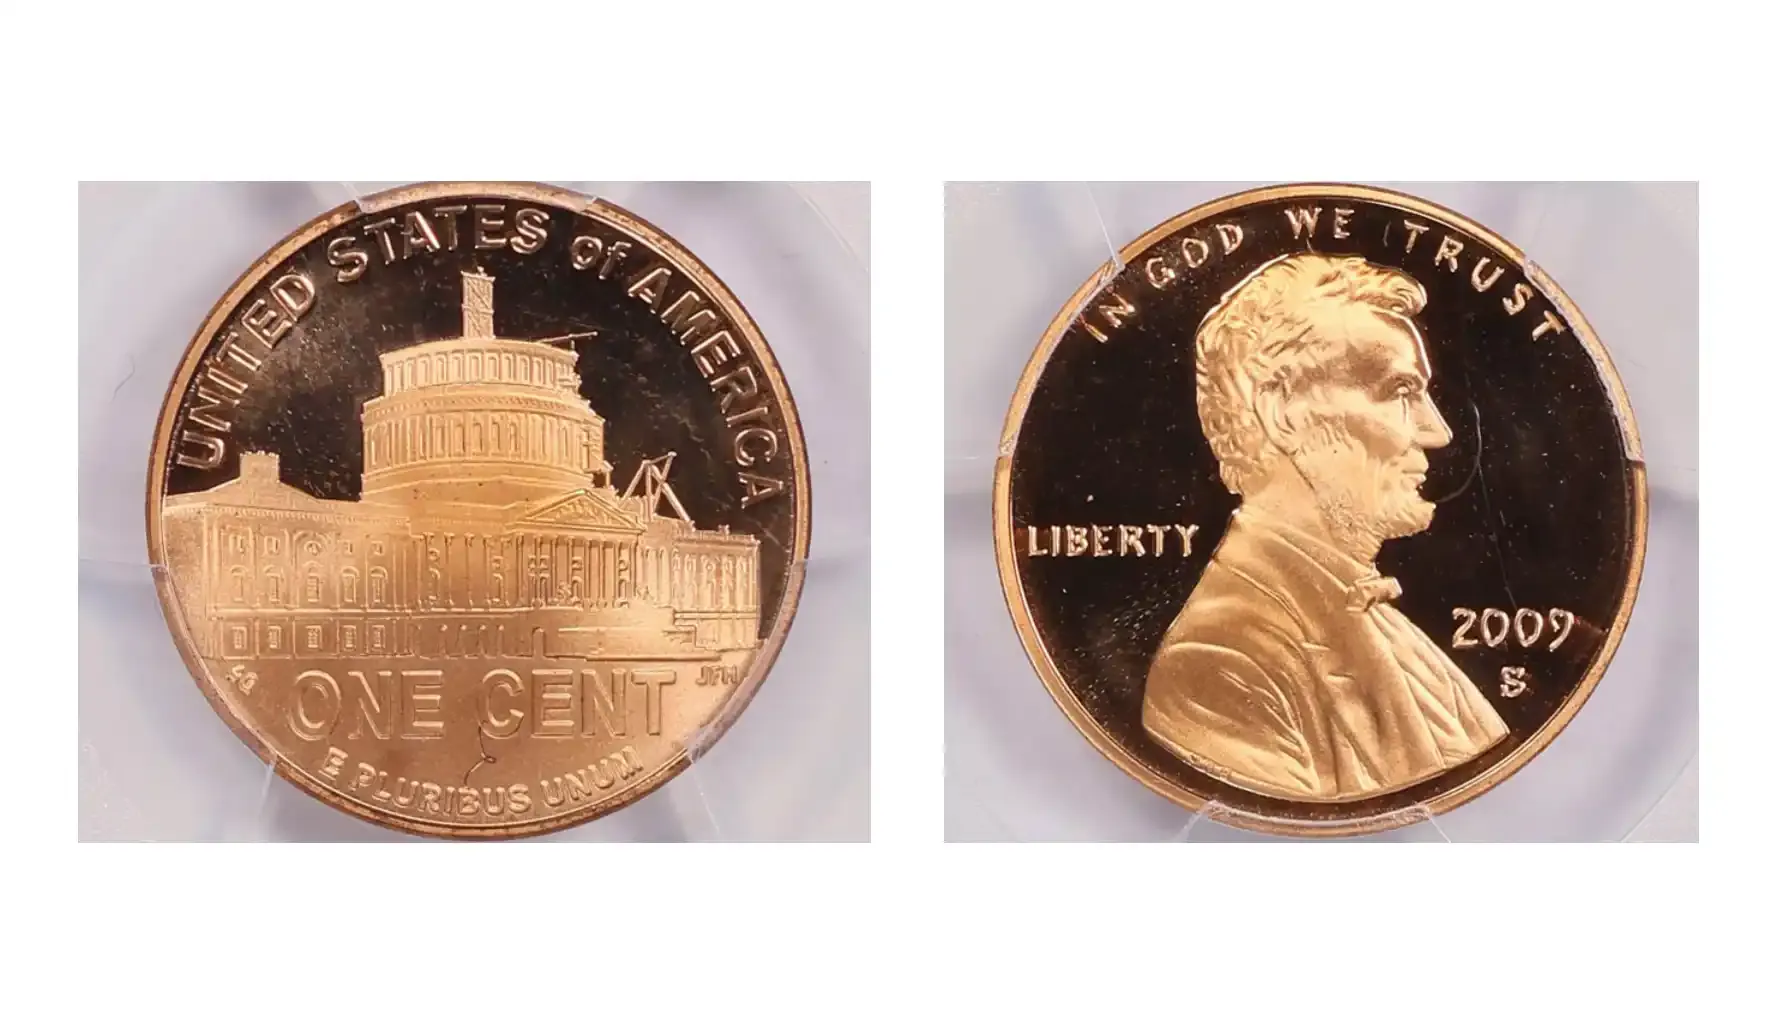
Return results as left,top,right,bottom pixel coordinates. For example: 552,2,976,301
994,184,1645,837
148,182,810,838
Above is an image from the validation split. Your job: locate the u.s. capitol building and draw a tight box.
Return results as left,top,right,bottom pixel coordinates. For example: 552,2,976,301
162,269,761,663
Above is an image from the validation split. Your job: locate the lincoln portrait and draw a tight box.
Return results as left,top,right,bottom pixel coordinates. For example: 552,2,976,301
1142,252,1508,801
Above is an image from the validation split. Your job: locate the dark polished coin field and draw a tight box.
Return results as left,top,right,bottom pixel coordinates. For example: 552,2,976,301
996,185,1645,836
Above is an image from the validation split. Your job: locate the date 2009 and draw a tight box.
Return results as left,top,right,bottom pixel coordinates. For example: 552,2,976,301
1451,606,1575,652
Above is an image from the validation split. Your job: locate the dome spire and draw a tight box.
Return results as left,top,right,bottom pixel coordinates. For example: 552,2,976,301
461,267,496,338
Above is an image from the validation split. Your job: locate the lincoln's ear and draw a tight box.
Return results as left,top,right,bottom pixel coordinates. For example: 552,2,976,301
1253,377,1303,456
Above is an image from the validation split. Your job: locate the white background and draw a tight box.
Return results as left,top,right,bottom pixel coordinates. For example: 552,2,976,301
15,1,1761,1020
945,182,1697,841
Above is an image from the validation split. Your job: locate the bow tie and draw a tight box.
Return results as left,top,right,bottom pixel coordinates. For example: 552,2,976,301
1345,575,1403,612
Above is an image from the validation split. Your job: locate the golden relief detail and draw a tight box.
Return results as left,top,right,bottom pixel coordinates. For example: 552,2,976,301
163,270,761,667
1142,253,1509,802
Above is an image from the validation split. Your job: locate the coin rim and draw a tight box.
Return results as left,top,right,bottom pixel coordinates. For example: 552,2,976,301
145,181,813,840
992,182,1648,838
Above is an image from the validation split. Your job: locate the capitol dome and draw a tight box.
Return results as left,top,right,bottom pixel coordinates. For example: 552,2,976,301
360,270,611,507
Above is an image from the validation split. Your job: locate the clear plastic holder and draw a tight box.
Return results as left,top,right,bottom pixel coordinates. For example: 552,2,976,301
944,182,1697,841
80,181,871,841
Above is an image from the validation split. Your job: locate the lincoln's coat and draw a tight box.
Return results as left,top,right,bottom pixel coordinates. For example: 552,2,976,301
1143,507,1508,801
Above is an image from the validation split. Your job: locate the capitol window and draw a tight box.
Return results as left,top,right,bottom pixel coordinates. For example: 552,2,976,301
264,535,281,555
264,570,284,604
341,569,358,605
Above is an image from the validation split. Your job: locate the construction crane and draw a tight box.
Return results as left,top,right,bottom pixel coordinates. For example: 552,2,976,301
621,452,693,524
532,329,601,349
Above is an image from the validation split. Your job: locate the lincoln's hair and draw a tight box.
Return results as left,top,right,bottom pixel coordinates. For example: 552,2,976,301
1194,253,1426,494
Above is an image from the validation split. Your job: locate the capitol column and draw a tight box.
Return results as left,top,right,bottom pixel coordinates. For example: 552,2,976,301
426,531,439,607
465,538,480,609
552,536,561,605
604,540,616,607
595,540,606,607
591,541,605,606
631,542,642,603
558,535,570,605
412,534,425,610
548,536,560,606
621,542,633,605
471,535,484,608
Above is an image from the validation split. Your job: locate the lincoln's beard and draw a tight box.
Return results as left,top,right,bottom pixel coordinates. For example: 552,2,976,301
1291,426,1435,555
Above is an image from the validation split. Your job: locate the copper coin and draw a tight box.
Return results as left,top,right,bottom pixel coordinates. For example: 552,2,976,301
995,184,1644,837
148,182,809,838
